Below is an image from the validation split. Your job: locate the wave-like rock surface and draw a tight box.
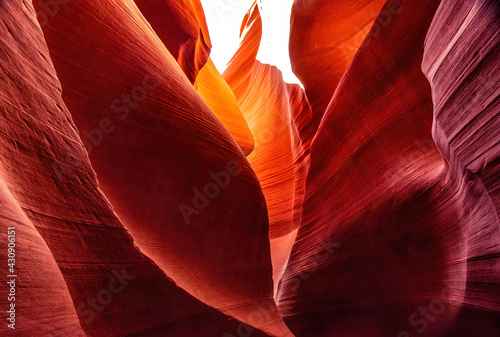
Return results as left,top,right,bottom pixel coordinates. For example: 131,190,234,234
421,0,500,333
0,0,498,335
136,0,255,156
0,2,84,335
224,2,312,292
224,1,262,94
278,0,500,336
0,1,272,336
134,0,211,82
423,0,500,221
288,0,387,138
195,57,255,156
31,0,291,335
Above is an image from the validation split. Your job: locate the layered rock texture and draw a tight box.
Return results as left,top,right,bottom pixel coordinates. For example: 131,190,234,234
134,0,212,83
277,0,500,337
0,0,498,336
224,2,312,293
0,1,274,336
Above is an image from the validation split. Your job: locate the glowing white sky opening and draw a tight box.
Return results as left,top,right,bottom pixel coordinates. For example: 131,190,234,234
200,0,301,85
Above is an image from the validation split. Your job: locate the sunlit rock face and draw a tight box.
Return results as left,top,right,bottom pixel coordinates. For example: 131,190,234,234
224,1,262,93
224,2,312,293
288,0,387,138
136,0,255,156
0,0,498,335
195,57,255,156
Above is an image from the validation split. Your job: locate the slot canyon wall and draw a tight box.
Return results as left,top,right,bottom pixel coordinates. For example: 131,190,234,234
0,0,498,336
